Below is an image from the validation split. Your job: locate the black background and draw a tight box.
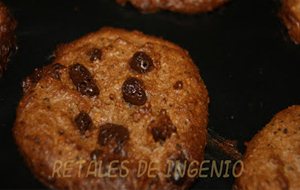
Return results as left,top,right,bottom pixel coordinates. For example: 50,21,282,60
0,0,299,189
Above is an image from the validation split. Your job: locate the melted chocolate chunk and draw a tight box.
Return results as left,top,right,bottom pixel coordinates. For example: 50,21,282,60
98,123,129,154
150,110,177,143
173,81,183,90
129,52,154,74
74,111,93,134
88,48,102,62
69,63,99,97
122,77,147,106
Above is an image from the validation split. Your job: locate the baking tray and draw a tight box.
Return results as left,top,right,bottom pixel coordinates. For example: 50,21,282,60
0,0,300,189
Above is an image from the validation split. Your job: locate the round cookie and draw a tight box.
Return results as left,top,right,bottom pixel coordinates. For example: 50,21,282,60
0,1,16,77
235,105,300,190
14,27,209,190
281,0,300,44
116,0,228,14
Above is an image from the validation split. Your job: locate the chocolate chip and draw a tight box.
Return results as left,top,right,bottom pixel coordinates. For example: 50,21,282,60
168,154,188,185
173,81,183,90
129,52,154,74
99,123,129,145
150,110,177,143
88,48,102,62
49,63,65,80
122,77,147,106
69,63,99,97
90,149,102,160
22,64,66,93
74,111,93,135
98,123,129,154
22,68,44,93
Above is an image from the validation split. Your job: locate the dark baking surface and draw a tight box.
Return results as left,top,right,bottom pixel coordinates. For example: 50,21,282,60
0,0,299,189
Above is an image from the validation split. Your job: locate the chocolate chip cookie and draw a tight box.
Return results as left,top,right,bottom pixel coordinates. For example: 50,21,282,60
0,1,16,77
281,0,300,44
116,0,228,14
14,27,209,190
235,105,300,190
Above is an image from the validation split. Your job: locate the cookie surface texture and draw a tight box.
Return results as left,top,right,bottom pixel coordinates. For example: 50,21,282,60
235,105,300,190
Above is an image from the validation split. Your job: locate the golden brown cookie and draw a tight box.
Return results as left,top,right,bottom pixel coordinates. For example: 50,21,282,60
0,1,16,77
14,27,209,190
235,105,300,190
280,0,300,44
116,0,228,14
